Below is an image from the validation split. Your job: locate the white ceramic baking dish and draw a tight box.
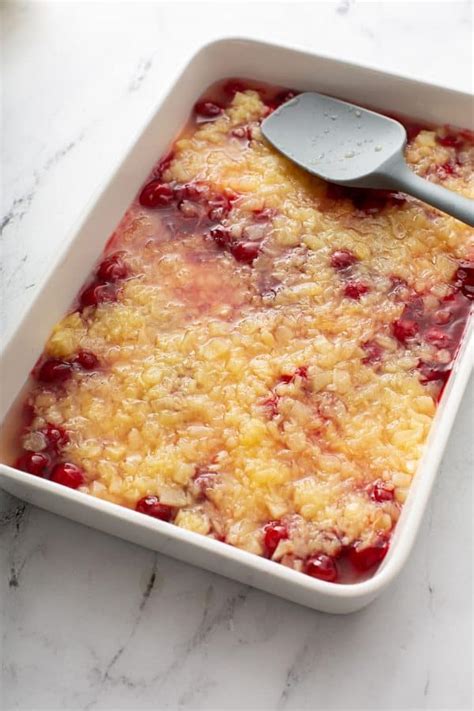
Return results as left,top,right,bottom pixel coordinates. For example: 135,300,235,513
1,38,472,614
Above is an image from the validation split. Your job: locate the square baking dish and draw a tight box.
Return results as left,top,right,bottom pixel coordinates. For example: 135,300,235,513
1,38,472,614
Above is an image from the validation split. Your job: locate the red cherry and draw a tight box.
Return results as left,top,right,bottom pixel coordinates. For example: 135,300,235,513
349,539,389,571
425,327,452,349
362,340,383,365
37,359,73,384
175,182,209,203
263,521,288,558
370,480,394,503
417,361,451,384
454,260,474,300
436,133,462,148
97,254,128,282
80,284,100,308
344,282,369,299
194,101,223,119
230,241,260,264
74,350,99,370
210,226,233,248
135,495,175,522
80,282,116,308
331,249,357,270
139,180,175,208
15,452,50,477
51,462,85,489
392,318,419,343
40,424,69,452
305,554,338,582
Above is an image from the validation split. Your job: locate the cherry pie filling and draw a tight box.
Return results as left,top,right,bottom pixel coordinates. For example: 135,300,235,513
3,79,473,583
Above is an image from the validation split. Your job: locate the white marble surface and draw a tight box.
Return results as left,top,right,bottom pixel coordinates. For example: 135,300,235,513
1,2,473,709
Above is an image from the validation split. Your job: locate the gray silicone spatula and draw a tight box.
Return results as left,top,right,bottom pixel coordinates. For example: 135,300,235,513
261,92,474,226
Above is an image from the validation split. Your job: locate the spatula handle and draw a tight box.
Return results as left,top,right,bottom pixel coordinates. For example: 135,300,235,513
386,160,474,227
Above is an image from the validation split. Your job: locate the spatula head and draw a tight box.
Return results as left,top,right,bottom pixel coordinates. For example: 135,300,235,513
261,92,406,188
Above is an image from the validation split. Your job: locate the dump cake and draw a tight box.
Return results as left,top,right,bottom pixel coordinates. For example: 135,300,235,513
5,80,473,583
